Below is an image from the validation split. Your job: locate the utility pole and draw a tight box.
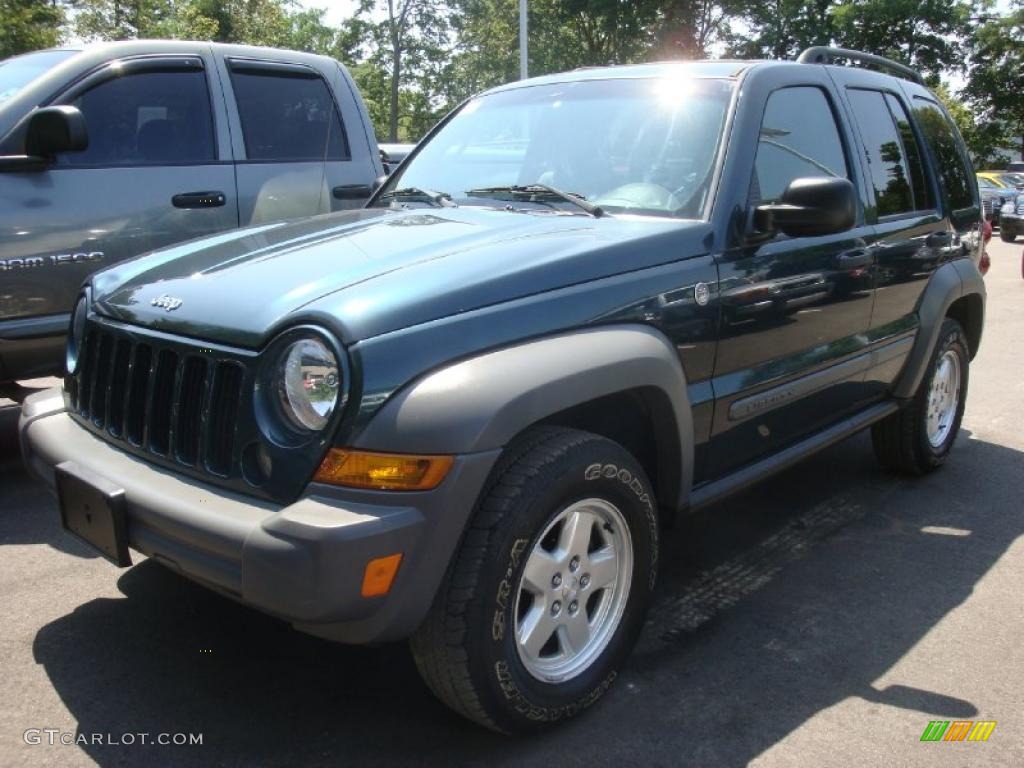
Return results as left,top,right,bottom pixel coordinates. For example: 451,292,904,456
519,0,528,79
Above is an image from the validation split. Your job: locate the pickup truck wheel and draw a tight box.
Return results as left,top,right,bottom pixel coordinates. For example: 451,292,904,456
410,426,658,732
872,318,969,475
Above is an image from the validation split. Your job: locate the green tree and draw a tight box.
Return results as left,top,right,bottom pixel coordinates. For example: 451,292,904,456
727,1,835,59
73,0,169,40
0,0,64,59
830,0,974,81
965,2,1024,163
349,0,450,141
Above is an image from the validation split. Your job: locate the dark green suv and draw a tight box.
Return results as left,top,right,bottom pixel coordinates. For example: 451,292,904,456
20,48,985,732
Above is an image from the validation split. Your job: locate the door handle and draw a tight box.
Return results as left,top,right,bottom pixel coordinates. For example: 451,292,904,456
172,191,226,209
333,184,372,200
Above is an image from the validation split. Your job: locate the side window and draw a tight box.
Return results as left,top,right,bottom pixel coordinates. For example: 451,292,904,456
885,93,934,211
912,98,975,211
846,89,914,216
752,86,848,203
59,69,216,167
229,68,349,162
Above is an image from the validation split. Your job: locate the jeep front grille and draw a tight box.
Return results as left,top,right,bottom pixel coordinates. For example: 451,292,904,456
67,318,248,481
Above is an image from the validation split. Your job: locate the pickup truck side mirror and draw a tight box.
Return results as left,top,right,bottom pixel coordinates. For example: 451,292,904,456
24,105,89,158
754,177,856,238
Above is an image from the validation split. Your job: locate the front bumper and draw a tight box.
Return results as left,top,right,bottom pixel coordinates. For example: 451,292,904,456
20,388,500,643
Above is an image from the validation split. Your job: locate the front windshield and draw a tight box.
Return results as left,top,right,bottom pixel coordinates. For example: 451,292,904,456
0,50,77,106
376,76,734,218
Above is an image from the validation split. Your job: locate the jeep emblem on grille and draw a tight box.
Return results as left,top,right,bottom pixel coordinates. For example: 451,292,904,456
151,295,183,312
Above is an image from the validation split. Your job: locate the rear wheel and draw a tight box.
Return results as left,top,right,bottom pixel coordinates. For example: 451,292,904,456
410,426,658,732
872,318,969,474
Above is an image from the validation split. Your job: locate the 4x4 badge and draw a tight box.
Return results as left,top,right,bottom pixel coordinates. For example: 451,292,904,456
151,295,183,312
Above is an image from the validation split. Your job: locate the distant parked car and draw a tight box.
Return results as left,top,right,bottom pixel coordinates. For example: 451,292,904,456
0,41,386,383
977,176,1016,225
999,194,1024,241
996,172,1024,189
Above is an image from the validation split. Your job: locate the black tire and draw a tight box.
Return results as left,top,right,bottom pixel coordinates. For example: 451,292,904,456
410,426,659,733
872,318,969,475
1000,228,1016,242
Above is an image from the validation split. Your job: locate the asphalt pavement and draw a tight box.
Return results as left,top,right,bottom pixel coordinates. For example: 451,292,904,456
1,240,1022,767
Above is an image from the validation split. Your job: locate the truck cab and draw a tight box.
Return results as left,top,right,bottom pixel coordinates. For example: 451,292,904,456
0,41,383,382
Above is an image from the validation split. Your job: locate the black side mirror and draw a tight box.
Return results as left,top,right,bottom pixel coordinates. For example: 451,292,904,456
24,105,88,158
754,177,856,238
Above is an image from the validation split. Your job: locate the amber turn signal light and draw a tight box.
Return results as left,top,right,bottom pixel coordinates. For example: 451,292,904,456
362,553,403,598
313,448,454,491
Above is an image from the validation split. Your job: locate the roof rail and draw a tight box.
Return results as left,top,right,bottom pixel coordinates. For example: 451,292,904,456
796,46,924,85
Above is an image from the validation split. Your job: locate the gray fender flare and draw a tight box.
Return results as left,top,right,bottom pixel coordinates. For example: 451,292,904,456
893,259,986,399
354,324,694,510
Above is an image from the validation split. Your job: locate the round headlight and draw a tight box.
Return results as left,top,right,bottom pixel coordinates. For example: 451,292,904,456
66,296,88,374
277,337,340,432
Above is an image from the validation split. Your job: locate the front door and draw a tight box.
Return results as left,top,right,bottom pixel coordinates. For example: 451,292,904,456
0,54,238,332
706,83,876,478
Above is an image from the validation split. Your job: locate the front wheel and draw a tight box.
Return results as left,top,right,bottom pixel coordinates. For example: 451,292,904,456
410,426,659,732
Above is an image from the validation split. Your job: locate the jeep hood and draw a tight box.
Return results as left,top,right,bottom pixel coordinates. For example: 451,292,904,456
92,207,712,348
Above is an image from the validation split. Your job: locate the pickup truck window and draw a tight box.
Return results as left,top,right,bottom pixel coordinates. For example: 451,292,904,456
752,86,848,203
0,49,77,105
229,69,349,162
57,70,215,166
379,77,733,218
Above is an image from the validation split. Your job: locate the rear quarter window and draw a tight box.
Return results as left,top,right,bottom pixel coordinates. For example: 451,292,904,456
911,97,976,212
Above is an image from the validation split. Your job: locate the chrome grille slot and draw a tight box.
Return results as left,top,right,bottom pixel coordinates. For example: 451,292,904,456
125,344,152,446
90,333,113,427
175,356,207,466
107,338,132,437
148,349,178,455
206,363,243,476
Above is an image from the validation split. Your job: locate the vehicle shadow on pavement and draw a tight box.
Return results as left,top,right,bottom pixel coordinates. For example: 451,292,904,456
30,430,1023,766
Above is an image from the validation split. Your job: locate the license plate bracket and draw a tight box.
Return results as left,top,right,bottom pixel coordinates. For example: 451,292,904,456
55,461,132,567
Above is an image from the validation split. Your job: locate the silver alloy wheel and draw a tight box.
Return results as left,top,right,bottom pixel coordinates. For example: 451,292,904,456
513,497,633,684
926,349,961,448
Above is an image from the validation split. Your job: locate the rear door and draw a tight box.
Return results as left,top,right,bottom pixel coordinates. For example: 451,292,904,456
217,57,374,226
0,52,238,327
832,70,978,393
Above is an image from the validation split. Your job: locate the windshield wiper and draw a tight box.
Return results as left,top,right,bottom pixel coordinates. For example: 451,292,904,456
378,186,457,207
465,184,605,217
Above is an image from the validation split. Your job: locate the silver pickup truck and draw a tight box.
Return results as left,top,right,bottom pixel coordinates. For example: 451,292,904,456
0,41,391,383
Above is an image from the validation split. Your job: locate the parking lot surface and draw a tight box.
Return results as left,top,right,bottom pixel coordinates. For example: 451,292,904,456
1,240,1022,767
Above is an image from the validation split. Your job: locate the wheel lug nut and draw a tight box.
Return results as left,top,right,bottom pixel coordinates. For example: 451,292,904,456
580,574,590,588
569,556,580,572
552,573,562,588
551,601,561,615
568,600,578,614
